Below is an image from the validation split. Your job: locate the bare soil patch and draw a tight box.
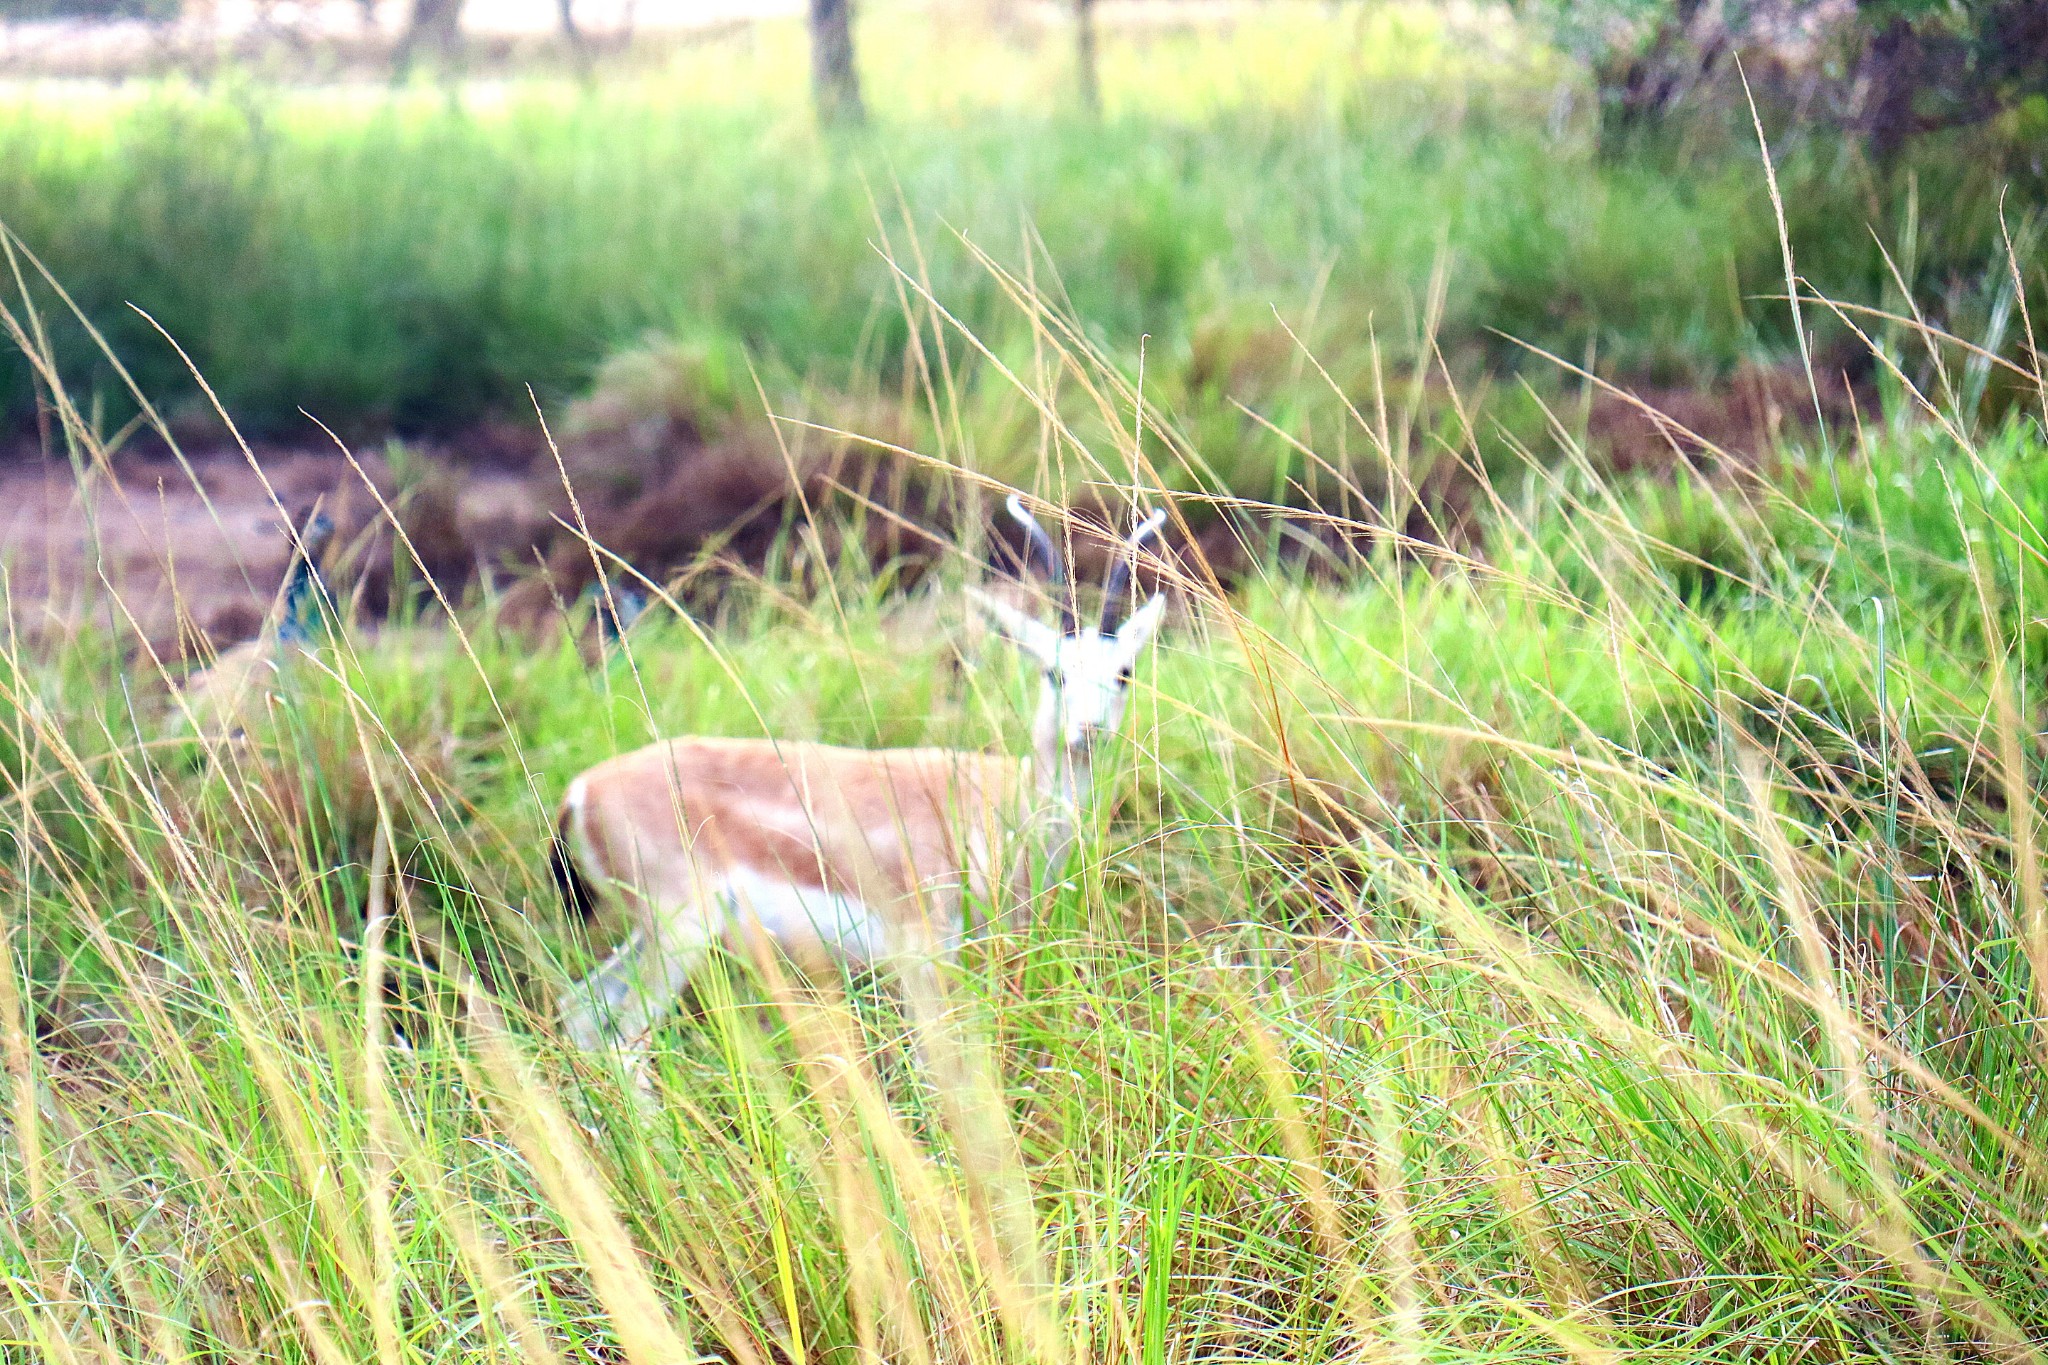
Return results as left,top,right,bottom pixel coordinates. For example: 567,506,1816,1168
0,447,544,662
1588,360,1866,473
0,363,1858,665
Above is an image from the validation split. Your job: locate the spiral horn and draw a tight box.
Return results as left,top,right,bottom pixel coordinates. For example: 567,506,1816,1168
1005,493,1076,633
1099,507,1168,635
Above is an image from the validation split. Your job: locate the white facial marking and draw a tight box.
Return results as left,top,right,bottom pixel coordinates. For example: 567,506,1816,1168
1039,629,1138,750
1029,593,1165,756
972,545,1167,765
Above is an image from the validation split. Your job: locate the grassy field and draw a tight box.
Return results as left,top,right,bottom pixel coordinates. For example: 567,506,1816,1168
0,1,2037,457
6,230,2048,1357
4,5,2048,1358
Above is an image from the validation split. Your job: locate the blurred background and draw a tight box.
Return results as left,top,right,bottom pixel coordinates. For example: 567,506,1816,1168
0,0,2041,641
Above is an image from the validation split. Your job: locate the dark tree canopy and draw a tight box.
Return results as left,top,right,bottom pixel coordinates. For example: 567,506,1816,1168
1524,0,2048,159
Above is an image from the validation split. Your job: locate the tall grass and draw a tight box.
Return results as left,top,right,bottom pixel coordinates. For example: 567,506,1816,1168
0,1,2033,443
4,200,2048,1361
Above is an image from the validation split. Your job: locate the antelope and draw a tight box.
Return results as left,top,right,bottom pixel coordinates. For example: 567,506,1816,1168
173,507,335,740
578,578,650,665
551,496,1171,1054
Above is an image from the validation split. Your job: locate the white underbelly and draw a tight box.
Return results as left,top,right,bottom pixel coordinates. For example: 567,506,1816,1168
713,867,922,967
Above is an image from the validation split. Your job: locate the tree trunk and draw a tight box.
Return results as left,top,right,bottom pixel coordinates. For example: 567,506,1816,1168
394,0,462,77
557,0,592,81
809,0,864,126
1075,0,1100,114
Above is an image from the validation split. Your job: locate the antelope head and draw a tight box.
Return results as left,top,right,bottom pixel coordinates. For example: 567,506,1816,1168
970,495,1169,778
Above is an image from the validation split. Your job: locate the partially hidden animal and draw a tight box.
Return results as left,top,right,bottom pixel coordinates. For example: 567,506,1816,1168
551,496,1171,1053
173,507,335,740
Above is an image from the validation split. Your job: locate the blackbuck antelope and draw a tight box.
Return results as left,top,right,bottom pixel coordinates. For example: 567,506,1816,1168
174,508,335,740
551,496,1171,1053
577,579,650,664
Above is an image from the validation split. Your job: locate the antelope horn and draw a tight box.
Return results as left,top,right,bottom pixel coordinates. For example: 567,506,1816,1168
1100,508,1169,634
1005,493,1076,633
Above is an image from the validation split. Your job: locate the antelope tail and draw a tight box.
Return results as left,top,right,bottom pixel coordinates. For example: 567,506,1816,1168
550,811,599,922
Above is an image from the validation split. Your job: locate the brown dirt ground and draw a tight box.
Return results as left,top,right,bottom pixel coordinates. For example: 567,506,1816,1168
1586,360,1866,474
0,447,547,663
0,362,1862,667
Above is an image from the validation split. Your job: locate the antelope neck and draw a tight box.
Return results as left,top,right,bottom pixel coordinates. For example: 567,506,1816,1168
1030,739,1091,892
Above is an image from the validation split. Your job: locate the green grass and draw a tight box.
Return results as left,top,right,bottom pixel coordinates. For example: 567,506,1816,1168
0,1,2035,456
6,235,2048,1359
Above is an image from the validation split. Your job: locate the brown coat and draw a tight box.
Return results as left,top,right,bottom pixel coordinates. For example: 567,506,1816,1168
559,737,1043,968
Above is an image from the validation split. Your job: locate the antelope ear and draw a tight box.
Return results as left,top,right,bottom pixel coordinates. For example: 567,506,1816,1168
967,588,1062,666
1111,593,1167,659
